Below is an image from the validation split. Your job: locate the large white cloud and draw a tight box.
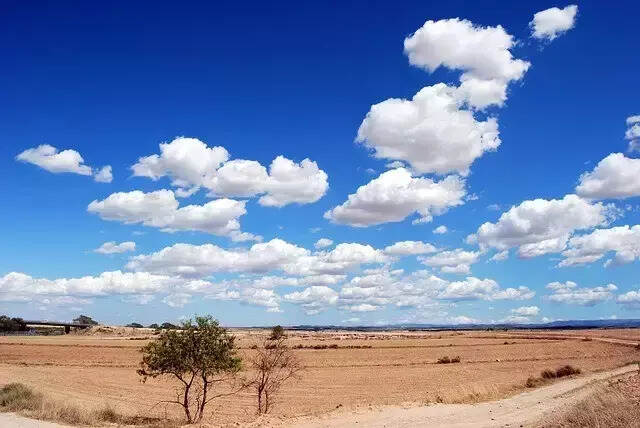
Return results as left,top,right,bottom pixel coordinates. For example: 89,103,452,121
419,249,481,274
324,168,466,227
356,85,501,176
131,137,328,206
530,5,578,41
283,286,339,315
436,277,534,301
559,225,640,267
472,194,618,258
87,189,259,241
545,281,617,306
404,18,530,109
617,290,640,308
576,153,640,199
94,241,136,254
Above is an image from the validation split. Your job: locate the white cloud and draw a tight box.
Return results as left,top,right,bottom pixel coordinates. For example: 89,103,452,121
576,153,640,199
314,238,334,249
436,277,534,301
511,305,539,316
530,5,578,41
627,115,640,152
546,281,617,306
16,144,93,176
87,189,260,241
341,303,380,313
383,241,437,256
0,271,189,299
356,85,500,176
473,194,617,258
324,168,465,227
132,137,328,206
559,225,640,267
433,225,448,234
617,290,640,308
283,286,338,314
490,250,509,262
449,315,477,324
94,166,113,183
163,293,191,308
93,241,136,254
404,18,530,108
501,315,533,324
420,249,481,274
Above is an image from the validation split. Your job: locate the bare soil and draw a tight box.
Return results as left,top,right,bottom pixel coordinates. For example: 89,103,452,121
0,328,638,427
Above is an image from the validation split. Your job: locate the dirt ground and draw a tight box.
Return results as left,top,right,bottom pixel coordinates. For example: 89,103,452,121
0,328,638,427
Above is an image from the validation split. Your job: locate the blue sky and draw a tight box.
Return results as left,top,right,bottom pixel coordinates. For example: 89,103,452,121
1,1,639,326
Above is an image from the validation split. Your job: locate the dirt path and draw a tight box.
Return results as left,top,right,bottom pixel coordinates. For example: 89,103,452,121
276,364,638,428
0,413,73,428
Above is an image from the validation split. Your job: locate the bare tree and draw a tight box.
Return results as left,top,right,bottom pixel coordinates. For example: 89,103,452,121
137,316,242,423
248,335,303,414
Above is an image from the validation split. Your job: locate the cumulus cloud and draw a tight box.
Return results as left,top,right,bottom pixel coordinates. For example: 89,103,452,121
473,194,617,258
283,286,338,315
559,225,640,267
433,225,448,234
314,238,334,249
420,249,481,274
404,18,530,109
490,250,509,262
383,241,437,256
16,144,93,176
131,137,328,206
93,241,136,254
94,166,113,183
127,239,388,280
356,85,501,176
617,290,640,308
163,293,191,308
87,189,260,241
546,281,617,306
530,5,578,41
511,305,540,317
436,277,534,301
576,153,640,199
324,168,465,227
627,115,640,152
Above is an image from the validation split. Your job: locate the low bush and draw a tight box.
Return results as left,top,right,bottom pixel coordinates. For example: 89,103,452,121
436,355,461,364
541,369,557,379
555,365,581,378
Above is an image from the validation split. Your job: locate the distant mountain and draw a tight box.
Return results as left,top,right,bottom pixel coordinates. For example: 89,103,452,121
282,319,640,331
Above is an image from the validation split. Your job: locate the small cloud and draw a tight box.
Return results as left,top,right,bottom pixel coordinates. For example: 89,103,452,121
433,225,448,234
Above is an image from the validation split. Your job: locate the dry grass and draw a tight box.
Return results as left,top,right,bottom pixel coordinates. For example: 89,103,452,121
543,374,640,427
0,383,180,427
526,365,582,388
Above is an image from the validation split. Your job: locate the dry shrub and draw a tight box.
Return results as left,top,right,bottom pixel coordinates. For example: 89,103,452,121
525,376,546,388
555,365,581,378
0,382,175,426
436,356,461,364
545,376,640,427
541,369,557,379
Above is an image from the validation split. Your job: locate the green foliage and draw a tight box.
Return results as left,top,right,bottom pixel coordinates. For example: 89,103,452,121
269,325,285,340
0,315,28,332
160,322,179,330
73,315,98,325
126,323,144,328
148,323,159,329
137,315,242,423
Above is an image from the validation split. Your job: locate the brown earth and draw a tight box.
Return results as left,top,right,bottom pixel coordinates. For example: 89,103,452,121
0,328,638,427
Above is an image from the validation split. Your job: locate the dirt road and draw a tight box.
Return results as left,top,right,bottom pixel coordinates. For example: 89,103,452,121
0,413,72,428
277,364,638,428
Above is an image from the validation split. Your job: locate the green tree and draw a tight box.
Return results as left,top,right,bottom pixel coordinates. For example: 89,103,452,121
126,322,143,328
0,316,27,332
269,325,285,340
137,316,242,423
73,315,98,325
